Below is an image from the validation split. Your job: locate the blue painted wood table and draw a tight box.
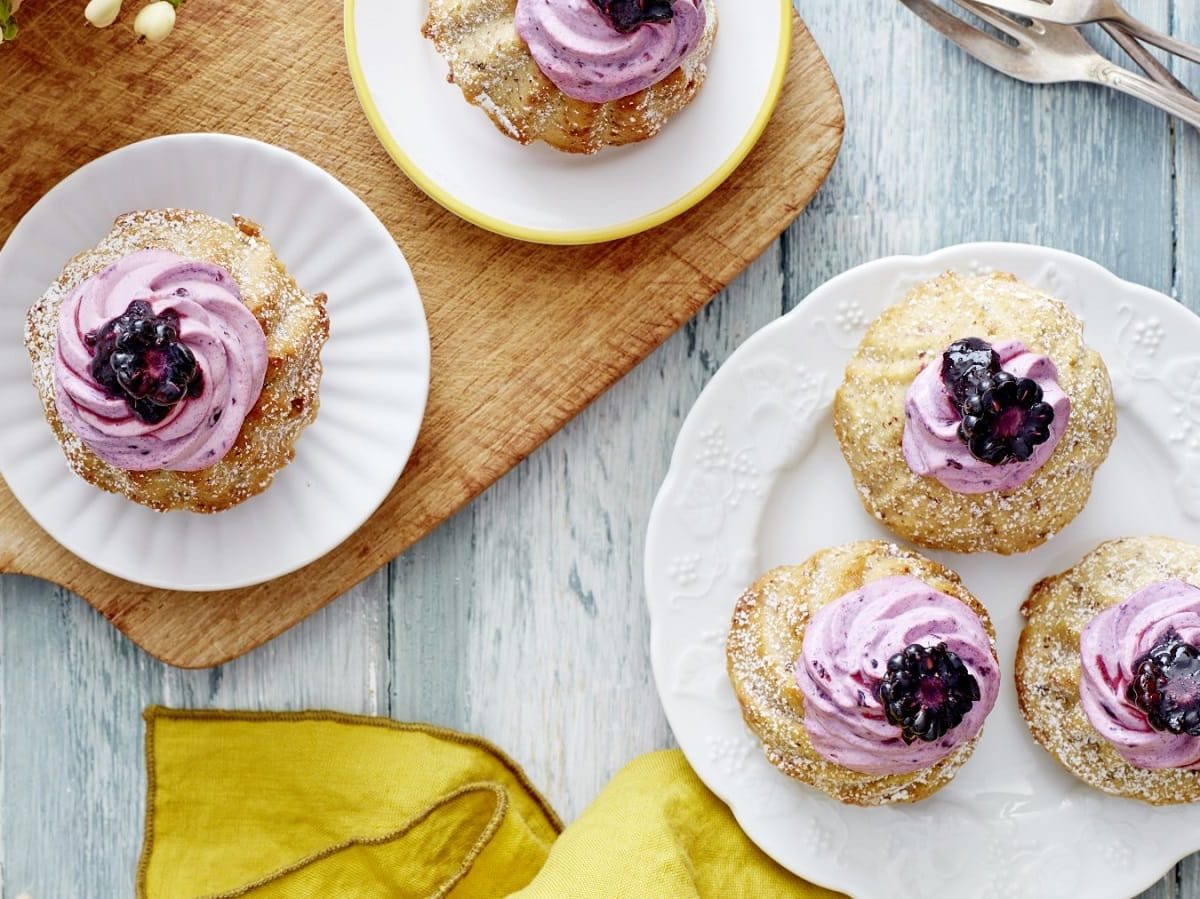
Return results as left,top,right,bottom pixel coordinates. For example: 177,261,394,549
1,1,1198,895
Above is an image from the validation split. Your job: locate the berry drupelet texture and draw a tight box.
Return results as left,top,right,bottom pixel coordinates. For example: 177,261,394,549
877,642,981,745
1126,634,1200,736
959,371,1055,465
939,337,1056,466
941,336,1001,405
590,0,674,32
86,299,203,425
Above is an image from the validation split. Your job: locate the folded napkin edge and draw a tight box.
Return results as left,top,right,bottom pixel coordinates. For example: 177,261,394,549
136,707,566,898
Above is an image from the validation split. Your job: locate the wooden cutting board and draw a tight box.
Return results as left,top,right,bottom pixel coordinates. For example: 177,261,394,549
0,1,843,668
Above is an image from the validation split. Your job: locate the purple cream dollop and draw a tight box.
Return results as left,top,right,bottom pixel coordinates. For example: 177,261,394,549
1080,580,1200,770
54,249,268,473
796,575,1000,776
514,0,707,103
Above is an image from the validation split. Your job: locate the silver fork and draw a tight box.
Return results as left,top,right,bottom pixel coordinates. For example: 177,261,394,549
1102,24,1194,97
978,0,1200,64
901,0,1200,128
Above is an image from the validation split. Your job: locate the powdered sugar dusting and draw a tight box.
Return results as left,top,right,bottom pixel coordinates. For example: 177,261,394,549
420,0,717,153
833,271,1117,554
726,540,999,806
1018,536,1200,804
476,92,520,138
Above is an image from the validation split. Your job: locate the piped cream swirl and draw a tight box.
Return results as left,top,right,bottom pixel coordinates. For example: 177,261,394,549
1080,580,1200,770
54,249,267,472
514,0,706,103
796,576,999,775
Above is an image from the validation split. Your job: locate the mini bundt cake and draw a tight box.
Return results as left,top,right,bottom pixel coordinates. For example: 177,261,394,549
422,0,718,154
833,271,1115,554
25,209,328,513
727,541,1000,806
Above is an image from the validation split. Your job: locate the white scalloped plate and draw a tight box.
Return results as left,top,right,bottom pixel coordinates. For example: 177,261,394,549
0,134,430,591
645,243,1200,899
344,0,790,244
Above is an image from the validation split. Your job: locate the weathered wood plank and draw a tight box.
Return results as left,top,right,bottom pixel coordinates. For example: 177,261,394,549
1158,0,1200,889
1181,853,1200,899
1174,1,1200,316
385,246,785,819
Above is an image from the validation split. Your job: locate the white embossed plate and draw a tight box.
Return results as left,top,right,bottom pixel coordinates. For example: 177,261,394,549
645,243,1200,899
0,134,430,591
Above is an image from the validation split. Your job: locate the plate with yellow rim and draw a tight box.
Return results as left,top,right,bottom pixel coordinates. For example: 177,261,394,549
343,0,791,245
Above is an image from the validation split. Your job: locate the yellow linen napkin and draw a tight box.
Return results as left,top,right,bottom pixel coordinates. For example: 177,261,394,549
138,708,840,898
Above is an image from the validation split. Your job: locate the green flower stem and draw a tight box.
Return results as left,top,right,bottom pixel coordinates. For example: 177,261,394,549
0,0,16,42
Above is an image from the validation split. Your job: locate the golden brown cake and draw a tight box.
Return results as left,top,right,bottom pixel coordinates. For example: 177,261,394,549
727,540,1000,806
833,270,1115,555
24,209,328,513
422,0,717,154
1018,537,1200,804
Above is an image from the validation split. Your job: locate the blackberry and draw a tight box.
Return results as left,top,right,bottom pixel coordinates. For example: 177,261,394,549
958,371,1054,465
1126,634,1200,735
941,337,1001,405
590,0,674,32
86,300,202,425
877,642,980,744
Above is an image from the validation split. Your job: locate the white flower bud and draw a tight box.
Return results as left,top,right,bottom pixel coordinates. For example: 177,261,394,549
133,0,174,42
85,0,123,28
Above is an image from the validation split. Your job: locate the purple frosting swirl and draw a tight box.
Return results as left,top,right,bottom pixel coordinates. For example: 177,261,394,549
901,340,1071,494
54,249,268,473
514,0,707,103
1080,580,1200,770
796,575,1000,775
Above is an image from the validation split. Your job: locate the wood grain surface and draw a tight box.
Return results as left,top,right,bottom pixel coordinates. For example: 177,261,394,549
0,3,844,668
4,1,1200,897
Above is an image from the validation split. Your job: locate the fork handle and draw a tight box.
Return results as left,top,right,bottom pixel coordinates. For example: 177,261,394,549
1102,23,1196,98
1099,65,1200,129
1109,8,1200,66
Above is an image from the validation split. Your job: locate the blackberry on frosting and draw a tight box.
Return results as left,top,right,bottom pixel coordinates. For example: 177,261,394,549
959,369,1056,464
878,642,982,745
590,0,674,32
908,338,1068,487
1126,634,1200,736
940,336,1000,404
938,337,1058,465
87,299,203,425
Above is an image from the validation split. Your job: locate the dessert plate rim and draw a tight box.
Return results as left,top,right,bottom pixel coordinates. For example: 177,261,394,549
644,242,1200,899
342,0,792,246
0,132,431,592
